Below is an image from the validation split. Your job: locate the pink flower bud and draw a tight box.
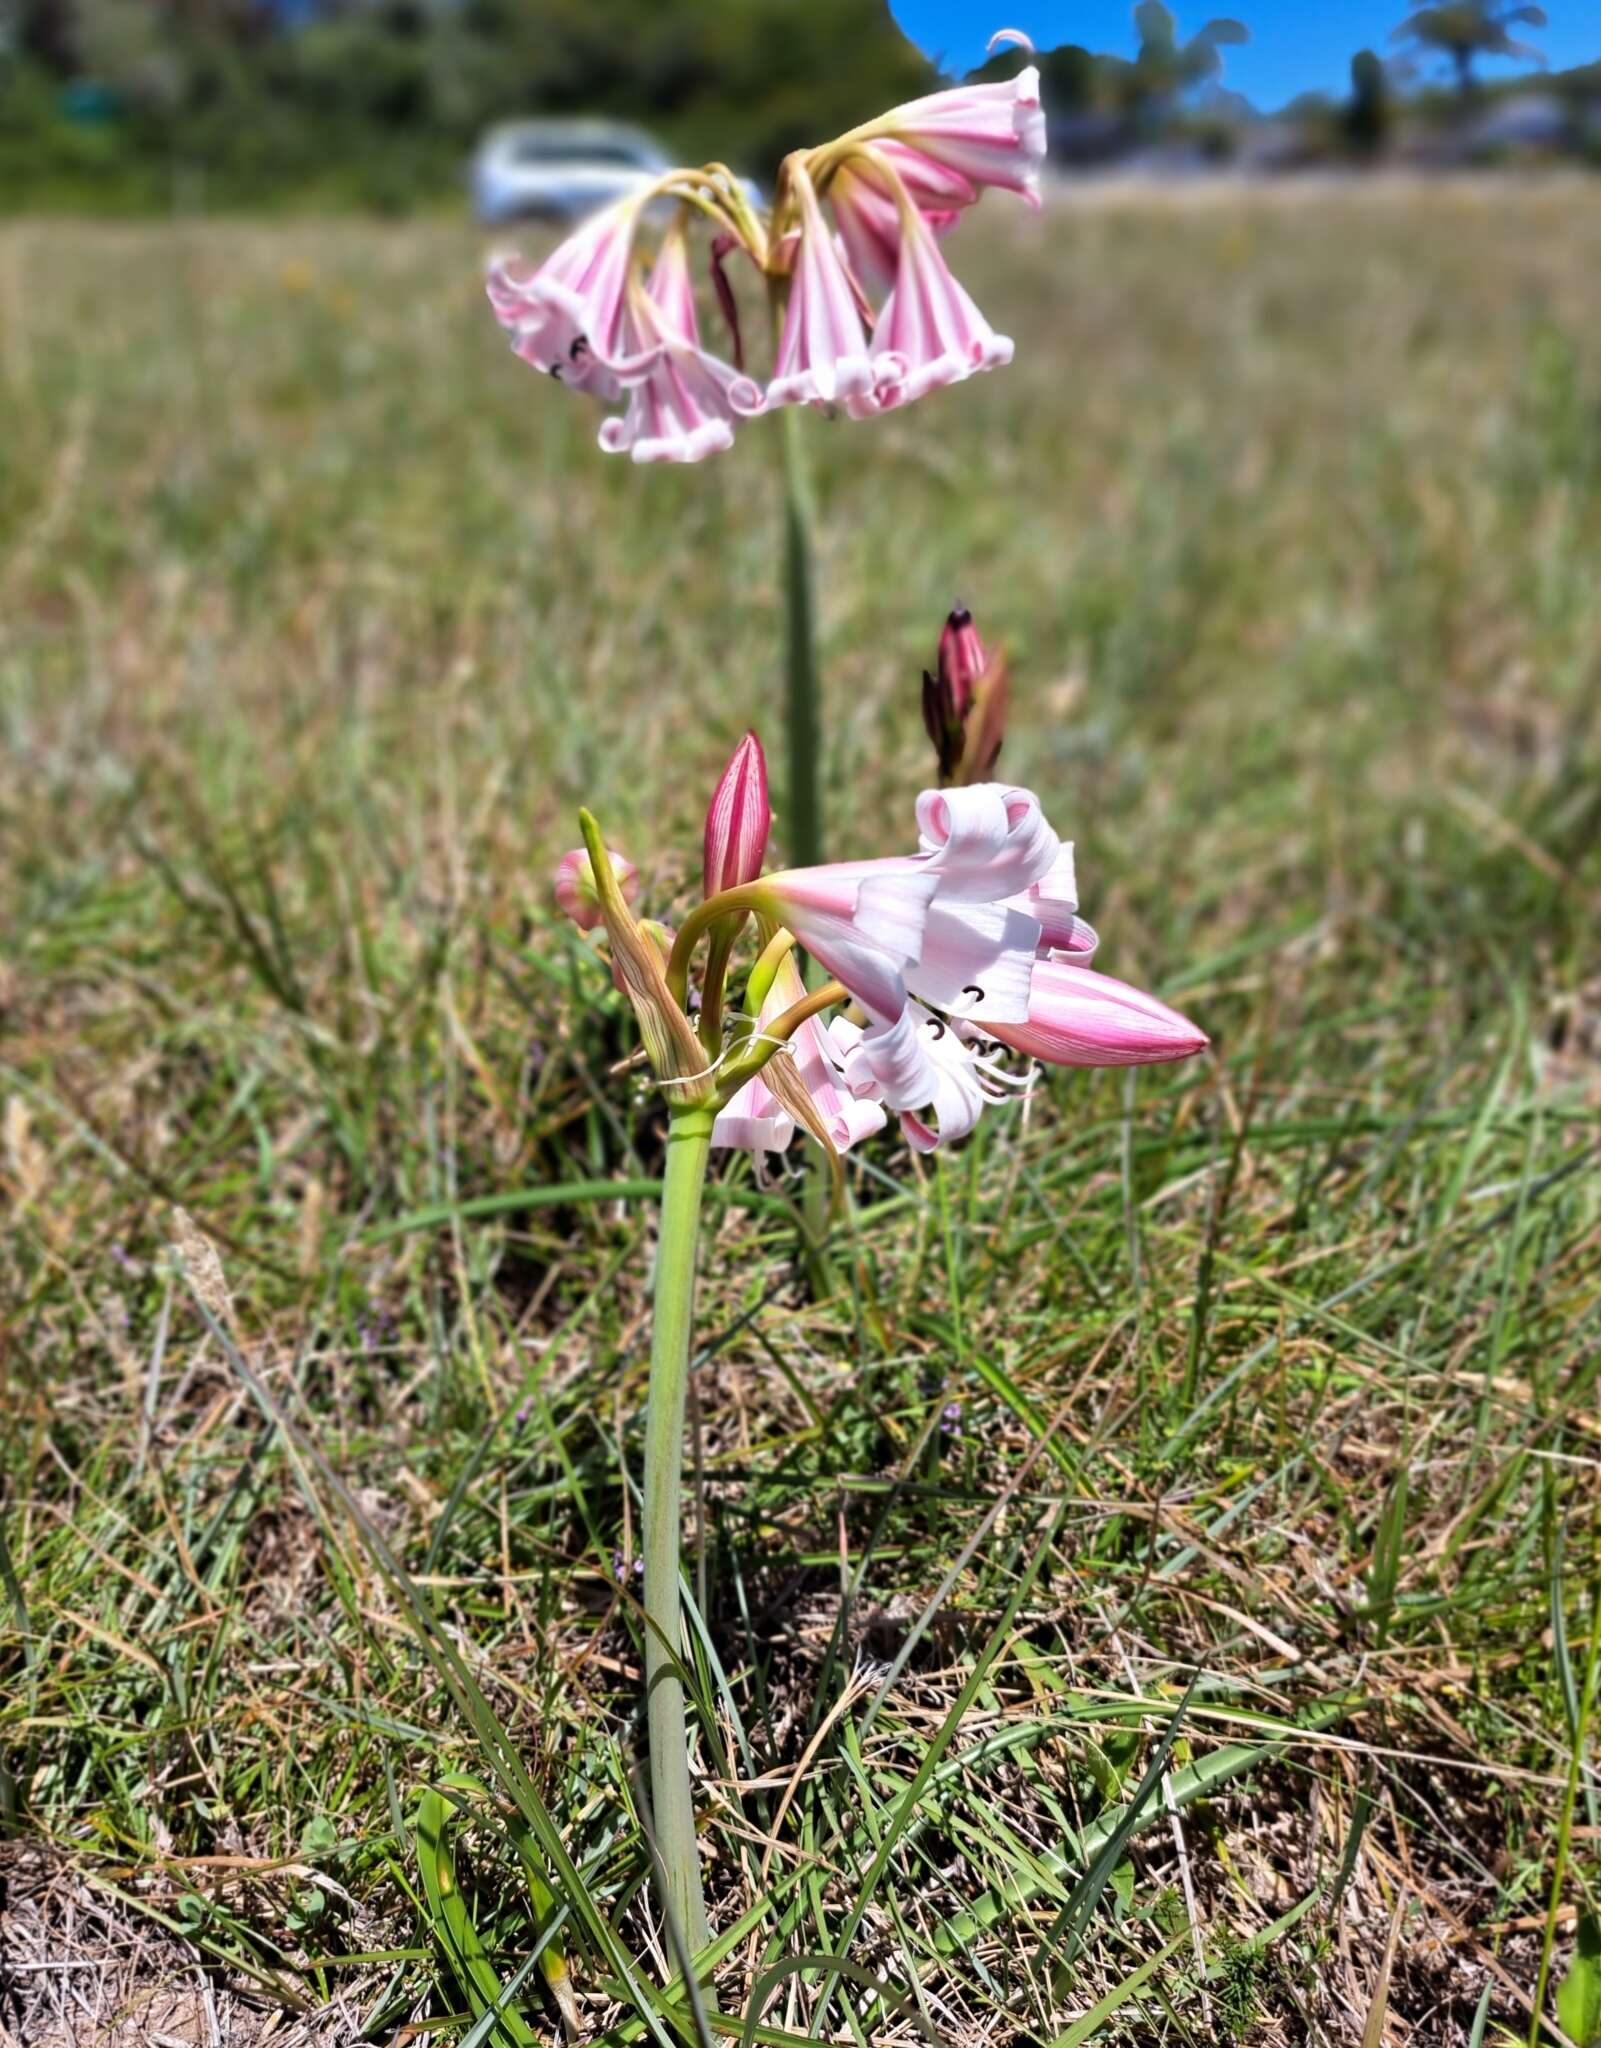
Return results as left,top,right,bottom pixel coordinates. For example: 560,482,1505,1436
554,846,639,931
937,605,988,723
702,732,771,898
983,959,1208,1070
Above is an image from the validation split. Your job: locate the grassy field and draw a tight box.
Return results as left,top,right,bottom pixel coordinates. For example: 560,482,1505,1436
2,183,1600,2046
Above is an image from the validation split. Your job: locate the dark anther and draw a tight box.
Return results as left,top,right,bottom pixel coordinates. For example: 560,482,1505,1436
927,1017,947,1039
962,984,986,1002
570,335,590,360
548,363,564,381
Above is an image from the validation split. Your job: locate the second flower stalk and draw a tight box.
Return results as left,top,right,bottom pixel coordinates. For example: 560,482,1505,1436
561,704,1206,1951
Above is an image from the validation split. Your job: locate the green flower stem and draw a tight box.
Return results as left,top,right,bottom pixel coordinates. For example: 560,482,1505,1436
779,401,822,870
642,1103,715,1957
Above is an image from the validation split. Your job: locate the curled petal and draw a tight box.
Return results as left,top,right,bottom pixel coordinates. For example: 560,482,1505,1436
836,1002,1028,1153
1001,841,1089,954
914,783,1060,900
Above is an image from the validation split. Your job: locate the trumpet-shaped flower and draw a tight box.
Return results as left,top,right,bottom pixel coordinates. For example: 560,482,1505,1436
869,200,1014,412
598,229,766,465
982,957,1208,1069
487,199,658,401
769,163,889,411
827,147,973,290
861,65,1046,208
756,783,1061,1027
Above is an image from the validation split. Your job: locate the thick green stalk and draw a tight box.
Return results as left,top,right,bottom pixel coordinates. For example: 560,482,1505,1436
779,402,822,870
642,1104,715,1956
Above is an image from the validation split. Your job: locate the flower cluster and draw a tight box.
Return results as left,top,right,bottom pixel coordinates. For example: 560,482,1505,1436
486,47,1046,463
556,729,1206,1163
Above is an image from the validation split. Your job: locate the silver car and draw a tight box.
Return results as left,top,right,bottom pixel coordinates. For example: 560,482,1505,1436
472,120,672,226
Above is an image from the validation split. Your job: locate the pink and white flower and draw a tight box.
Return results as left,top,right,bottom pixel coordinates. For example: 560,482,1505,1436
487,199,659,400
598,228,766,465
868,199,1014,412
832,1002,1031,1153
827,147,974,290
713,954,887,1159
768,162,891,412
861,65,1046,208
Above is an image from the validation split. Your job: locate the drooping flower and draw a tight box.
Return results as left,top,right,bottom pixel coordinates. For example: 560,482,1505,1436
867,196,1014,413
487,198,658,399
554,845,640,930
827,146,974,290
851,63,1047,208
768,162,889,412
702,731,772,898
598,225,766,465
487,51,1045,454
982,957,1208,1069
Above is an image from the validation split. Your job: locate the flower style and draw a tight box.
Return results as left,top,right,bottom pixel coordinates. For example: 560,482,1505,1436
485,48,1046,460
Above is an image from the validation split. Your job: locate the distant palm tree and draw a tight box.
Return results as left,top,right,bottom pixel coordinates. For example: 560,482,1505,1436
1391,3,1548,98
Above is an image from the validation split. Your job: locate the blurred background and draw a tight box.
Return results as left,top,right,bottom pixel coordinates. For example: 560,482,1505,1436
0,0,1598,213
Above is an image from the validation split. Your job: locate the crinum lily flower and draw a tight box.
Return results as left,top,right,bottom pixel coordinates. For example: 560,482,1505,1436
569,759,1206,1159
485,36,1045,461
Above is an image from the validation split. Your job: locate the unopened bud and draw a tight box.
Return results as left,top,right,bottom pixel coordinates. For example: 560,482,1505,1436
554,846,639,931
702,731,771,898
924,605,1006,785
937,605,987,722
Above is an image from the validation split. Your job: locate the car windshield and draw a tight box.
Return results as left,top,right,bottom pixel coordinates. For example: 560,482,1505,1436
510,139,654,168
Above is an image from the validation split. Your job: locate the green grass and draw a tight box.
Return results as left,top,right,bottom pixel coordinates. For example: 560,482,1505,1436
2,183,1600,2044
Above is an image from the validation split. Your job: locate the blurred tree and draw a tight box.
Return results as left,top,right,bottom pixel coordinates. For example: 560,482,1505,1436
1106,3,1250,124
1344,46,1393,151
1390,3,1547,98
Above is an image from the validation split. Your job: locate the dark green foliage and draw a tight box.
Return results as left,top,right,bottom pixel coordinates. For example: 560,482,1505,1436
0,0,937,210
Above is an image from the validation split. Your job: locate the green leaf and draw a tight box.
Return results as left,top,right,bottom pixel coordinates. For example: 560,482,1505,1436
1557,1912,1601,2048
413,1788,540,2048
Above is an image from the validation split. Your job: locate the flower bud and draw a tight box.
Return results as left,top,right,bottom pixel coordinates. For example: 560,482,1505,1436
937,605,987,722
554,846,639,931
702,732,771,899
924,605,1006,785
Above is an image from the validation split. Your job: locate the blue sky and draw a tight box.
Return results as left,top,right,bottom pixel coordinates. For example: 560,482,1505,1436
888,3,1601,109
